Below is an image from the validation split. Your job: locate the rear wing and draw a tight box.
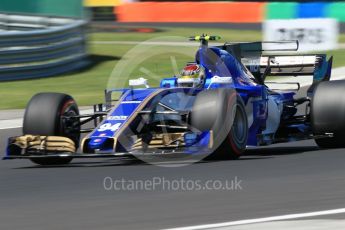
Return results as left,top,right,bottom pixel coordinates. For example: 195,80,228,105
241,55,324,76
218,41,332,85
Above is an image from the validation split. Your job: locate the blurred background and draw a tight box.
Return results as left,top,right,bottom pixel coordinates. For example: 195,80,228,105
0,0,345,109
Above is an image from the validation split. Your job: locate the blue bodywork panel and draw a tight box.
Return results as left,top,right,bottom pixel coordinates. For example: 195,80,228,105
87,89,158,151
85,44,295,153
81,41,326,154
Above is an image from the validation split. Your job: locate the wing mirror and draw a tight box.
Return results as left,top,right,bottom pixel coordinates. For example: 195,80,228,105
129,78,150,88
207,76,232,88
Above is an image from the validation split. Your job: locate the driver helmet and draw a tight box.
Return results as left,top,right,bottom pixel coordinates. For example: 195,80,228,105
177,64,205,88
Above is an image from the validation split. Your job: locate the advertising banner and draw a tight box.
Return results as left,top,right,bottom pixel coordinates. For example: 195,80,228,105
263,18,339,52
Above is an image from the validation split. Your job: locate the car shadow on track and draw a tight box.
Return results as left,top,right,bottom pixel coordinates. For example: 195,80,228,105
13,146,318,169
13,155,271,169
13,157,145,169
245,146,320,157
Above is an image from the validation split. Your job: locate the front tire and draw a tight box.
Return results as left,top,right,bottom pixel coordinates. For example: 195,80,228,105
212,96,248,160
190,89,248,160
23,93,80,165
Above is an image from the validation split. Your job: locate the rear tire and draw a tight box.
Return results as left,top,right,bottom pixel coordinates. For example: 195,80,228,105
23,93,80,165
311,80,345,148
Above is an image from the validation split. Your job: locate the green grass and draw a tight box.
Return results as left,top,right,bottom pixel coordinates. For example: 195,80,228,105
90,27,262,42
325,49,345,67
1,26,345,109
90,26,345,43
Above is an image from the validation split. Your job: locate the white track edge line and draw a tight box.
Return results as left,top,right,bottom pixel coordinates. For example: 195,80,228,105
0,109,93,130
0,126,22,130
164,208,345,230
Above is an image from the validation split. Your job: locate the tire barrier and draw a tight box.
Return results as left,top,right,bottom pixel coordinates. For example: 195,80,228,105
0,13,88,81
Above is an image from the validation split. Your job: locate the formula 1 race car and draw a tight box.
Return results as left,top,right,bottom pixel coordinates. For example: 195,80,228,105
5,35,345,165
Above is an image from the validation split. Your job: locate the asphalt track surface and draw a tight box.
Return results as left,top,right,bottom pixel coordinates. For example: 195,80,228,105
2,129,345,230
1,85,345,230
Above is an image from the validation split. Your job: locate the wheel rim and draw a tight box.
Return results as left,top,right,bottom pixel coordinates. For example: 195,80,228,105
60,101,80,144
232,104,246,144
